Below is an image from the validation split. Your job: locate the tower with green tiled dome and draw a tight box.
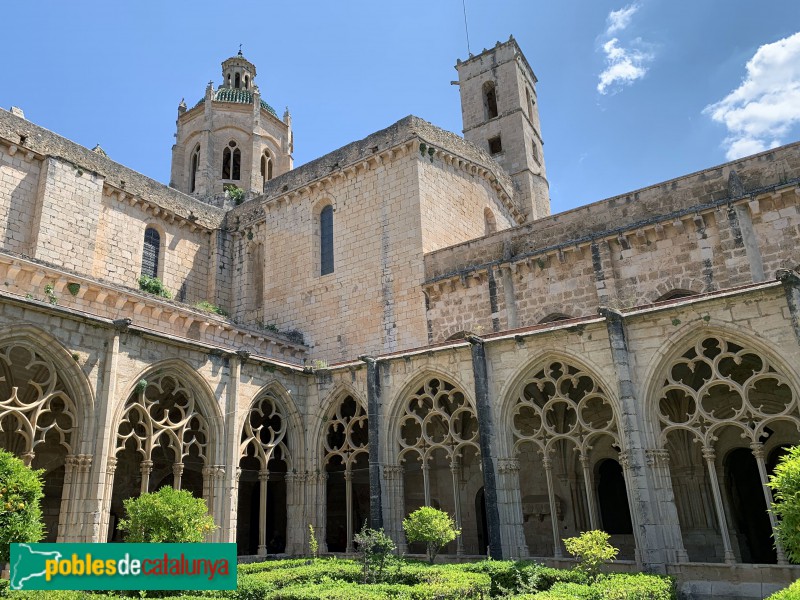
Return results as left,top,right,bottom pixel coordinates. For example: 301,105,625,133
170,49,293,206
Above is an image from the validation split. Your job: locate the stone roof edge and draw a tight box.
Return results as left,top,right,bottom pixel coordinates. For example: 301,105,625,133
0,108,225,230
229,115,523,225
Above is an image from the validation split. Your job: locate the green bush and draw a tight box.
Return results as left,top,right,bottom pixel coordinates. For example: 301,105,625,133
353,525,396,582
533,582,598,599
138,275,172,299
403,506,461,564
563,530,618,581
767,579,800,600
770,446,800,563
0,449,44,562
118,486,216,542
593,573,675,600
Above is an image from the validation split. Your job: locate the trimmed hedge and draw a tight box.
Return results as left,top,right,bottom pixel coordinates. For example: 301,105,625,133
768,580,800,600
593,573,674,600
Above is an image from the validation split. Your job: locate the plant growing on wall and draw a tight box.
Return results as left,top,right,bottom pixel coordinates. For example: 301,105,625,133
138,275,172,299
224,184,245,205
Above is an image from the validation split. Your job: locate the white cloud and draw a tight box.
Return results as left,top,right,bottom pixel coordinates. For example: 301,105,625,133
704,31,800,160
606,3,639,35
596,4,652,95
597,38,651,95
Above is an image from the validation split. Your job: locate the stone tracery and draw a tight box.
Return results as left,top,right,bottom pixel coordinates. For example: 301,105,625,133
399,377,480,554
657,336,798,564
0,341,78,541
510,360,629,557
323,395,368,553
238,392,290,555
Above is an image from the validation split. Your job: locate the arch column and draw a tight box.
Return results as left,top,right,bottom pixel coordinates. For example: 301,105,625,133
257,469,269,555
579,453,599,531
56,455,77,543
496,458,528,559
750,442,788,565
383,464,406,553
140,460,153,495
543,455,562,558
702,447,736,564
450,460,465,556
203,465,225,542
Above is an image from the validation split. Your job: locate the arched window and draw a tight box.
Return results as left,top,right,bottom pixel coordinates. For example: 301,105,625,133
483,81,498,120
655,289,697,303
538,313,572,324
320,205,334,276
189,145,200,193
244,75,249,90
260,150,273,189
235,72,241,89
222,141,240,180
141,227,160,278
597,459,633,534
532,141,540,164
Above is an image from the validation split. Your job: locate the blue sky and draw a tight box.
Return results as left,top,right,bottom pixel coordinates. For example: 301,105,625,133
2,1,799,214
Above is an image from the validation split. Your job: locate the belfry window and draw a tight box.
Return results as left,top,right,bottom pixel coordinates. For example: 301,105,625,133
141,227,161,278
189,145,200,193
235,73,241,89
320,205,334,276
222,141,241,180
488,136,503,155
526,87,534,122
260,150,273,189
483,81,498,120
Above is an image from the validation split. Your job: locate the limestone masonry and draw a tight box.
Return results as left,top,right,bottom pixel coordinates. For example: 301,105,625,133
1,37,799,599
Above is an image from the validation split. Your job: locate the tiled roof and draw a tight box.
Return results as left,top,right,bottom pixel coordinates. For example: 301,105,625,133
197,88,277,116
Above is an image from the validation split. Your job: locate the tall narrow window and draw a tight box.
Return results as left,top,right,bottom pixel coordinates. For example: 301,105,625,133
235,73,240,89
222,141,240,180
189,145,200,193
244,75,249,90
141,227,160,278
526,87,533,122
260,150,273,190
320,205,334,276
483,81,498,120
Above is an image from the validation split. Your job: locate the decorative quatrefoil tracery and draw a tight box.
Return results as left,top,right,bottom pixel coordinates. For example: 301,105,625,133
116,373,208,465
658,337,797,447
511,361,618,458
240,393,289,469
323,395,367,470
0,343,76,454
399,377,479,465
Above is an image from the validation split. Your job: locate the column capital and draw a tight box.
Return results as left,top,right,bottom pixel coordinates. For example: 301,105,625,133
383,464,404,479
749,441,766,460
497,458,520,474
618,451,631,470
701,446,716,462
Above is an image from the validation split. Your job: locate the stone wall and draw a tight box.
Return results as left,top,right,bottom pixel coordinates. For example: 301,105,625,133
423,142,800,342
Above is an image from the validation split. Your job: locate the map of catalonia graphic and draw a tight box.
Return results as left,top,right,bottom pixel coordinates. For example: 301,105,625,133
10,544,62,590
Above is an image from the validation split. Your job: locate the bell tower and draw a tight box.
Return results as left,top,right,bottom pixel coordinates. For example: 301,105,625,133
455,36,550,220
170,50,294,207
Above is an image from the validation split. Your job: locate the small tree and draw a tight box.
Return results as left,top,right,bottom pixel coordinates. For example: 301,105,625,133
402,506,460,564
769,445,800,562
118,486,216,543
0,450,44,562
563,530,619,581
353,523,396,583
308,524,319,560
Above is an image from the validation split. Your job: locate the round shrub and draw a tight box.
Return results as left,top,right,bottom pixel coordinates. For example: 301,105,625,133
0,448,44,562
403,506,461,564
769,446,800,562
118,486,216,543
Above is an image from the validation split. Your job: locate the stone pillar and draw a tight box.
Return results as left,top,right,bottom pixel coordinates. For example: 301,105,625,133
99,457,117,541
543,455,562,558
496,458,528,559
220,354,241,544
702,447,735,564
140,460,153,495
579,453,599,531
467,336,503,560
258,470,269,555
383,464,406,553
285,472,305,555
601,308,678,572
72,454,93,542
202,465,225,542
750,442,787,564
173,463,184,490
450,460,465,556
56,455,77,542
362,357,384,529
645,449,688,562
